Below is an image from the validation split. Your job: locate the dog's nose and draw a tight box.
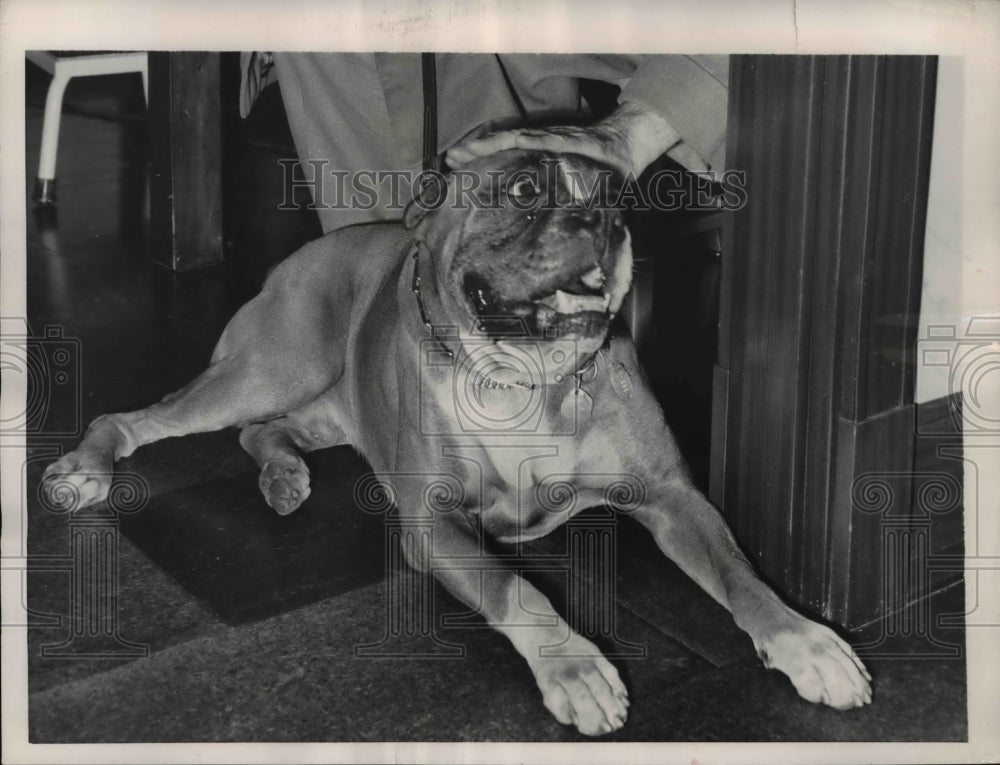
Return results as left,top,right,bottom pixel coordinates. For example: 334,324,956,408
567,205,603,227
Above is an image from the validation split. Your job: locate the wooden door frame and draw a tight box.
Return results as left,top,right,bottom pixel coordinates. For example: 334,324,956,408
709,55,957,630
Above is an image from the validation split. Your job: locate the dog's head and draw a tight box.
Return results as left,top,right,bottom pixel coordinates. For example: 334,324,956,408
405,149,632,384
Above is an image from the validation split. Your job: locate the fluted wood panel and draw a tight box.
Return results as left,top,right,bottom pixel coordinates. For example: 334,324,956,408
711,55,940,628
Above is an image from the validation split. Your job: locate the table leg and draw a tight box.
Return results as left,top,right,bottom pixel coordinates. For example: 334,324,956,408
148,52,223,271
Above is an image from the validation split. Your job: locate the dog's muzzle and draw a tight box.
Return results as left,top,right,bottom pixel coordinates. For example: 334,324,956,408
463,265,614,339
462,209,626,340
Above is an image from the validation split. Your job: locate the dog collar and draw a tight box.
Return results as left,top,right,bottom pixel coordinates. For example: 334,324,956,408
410,242,449,355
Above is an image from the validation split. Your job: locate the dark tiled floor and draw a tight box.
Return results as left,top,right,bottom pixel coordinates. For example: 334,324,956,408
20,61,967,743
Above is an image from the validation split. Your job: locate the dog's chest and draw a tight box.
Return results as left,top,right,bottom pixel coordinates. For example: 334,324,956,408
421,358,637,542
461,425,624,543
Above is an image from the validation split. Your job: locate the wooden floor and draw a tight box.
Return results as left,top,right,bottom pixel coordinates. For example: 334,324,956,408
21,63,968,743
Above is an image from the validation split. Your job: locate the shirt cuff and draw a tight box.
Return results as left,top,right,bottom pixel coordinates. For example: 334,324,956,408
620,54,729,170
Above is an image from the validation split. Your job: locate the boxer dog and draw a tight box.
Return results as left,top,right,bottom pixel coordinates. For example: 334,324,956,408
44,150,871,735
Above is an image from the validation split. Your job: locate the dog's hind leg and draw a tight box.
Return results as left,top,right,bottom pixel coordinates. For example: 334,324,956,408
239,422,312,516
42,350,340,510
239,389,352,515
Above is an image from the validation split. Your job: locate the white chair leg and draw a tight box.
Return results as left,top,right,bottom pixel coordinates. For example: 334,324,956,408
34,69,71,205
31,52,150,206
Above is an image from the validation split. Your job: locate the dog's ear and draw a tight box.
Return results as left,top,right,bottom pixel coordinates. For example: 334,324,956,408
404,171,451,231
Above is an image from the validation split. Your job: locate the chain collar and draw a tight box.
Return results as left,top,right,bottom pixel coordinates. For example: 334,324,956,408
410,242,456,360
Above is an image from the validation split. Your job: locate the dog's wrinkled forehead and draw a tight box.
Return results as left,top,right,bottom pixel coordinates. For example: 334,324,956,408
404,149,625,239
474,149,624,205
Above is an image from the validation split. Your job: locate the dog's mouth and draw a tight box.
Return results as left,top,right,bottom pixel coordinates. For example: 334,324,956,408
463,267,613,339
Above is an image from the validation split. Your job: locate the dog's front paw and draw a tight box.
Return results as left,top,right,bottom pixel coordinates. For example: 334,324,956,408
259,457,311,515
756,614,872,710
530,636,629,736
42,449,114,510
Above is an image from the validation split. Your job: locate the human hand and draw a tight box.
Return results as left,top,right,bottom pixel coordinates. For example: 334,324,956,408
445,100,709,176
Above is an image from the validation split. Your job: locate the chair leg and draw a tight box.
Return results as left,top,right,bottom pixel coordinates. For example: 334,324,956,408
33,69,71,206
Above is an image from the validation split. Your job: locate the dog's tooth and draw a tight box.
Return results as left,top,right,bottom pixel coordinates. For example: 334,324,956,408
554,290,572,312
602,293,611,311
540,289,611,315
581,266,605,290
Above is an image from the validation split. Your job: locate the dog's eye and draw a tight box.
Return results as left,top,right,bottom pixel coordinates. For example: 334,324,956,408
508,176,540,201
